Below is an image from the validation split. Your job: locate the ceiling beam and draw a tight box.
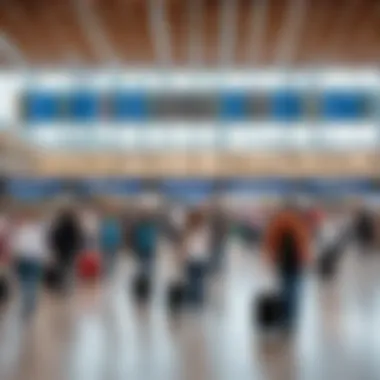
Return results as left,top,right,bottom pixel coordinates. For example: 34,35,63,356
323,0,360,62
148,0,172,67
275,0,309,67
247,0,269,65
187,0,203,66
0,32,27,67
219,0,239,67
73,0,118,65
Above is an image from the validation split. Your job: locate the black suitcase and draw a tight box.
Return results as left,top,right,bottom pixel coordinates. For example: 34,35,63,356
318,245,340,279
44,265,64,291
132,273,151,301
0,276,9,303
167,282,186,312
255,292,285,328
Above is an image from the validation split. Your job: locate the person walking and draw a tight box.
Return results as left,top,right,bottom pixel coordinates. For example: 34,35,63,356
12,207,49,316
209,201,229,273
99,205,122,277
183,209,211,306
49,206,84,292
354,206,376,254
263,200,311,332
80,205,100,252
130,199,160,278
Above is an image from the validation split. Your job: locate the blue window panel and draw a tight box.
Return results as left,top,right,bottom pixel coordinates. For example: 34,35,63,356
322,92,367,120
24,92,61,123
225,178,292,195
62,180,89,197
219,92,248,120
307,179,372,196
113,92,148,121
82,178,142,196
8,178,63,200
270,91,302,121
67,91,100,122
162,179,214,204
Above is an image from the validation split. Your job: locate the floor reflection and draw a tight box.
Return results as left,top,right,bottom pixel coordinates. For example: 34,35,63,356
0,245,380,380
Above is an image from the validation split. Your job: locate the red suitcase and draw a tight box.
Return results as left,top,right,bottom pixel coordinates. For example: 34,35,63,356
77,252,102,280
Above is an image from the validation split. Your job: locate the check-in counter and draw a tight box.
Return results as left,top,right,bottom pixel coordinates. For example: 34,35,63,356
31,151,379,178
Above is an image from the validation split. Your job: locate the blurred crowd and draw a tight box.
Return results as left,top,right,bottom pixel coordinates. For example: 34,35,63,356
0,194,378,334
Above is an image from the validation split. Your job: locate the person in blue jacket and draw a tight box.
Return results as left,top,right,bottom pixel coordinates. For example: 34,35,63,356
99,205,122,277
130,201,160,277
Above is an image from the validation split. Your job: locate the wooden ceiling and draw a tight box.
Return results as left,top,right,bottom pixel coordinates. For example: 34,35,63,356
0,0,379,68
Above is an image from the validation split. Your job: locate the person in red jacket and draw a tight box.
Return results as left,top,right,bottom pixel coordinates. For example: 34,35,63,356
263,200,311,332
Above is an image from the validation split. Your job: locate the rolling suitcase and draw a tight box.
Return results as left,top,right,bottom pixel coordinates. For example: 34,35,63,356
167,282,186,312
255,292,285,329
132,273,151,302
318,251,336,278
0,275,9,304
77,252,102,280
43,265,63,291
318,244,341,279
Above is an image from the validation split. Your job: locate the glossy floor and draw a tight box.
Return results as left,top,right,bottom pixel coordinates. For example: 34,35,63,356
0,241,379,380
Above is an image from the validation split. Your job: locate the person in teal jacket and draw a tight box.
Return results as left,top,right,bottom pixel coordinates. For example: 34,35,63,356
99,210,122,277
130,209,159,277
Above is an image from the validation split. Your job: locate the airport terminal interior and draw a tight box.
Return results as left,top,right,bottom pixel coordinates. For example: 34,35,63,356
1,1,380,379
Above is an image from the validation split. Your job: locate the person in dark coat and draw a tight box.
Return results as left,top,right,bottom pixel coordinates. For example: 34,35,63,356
209,203,229,273
130,203,160,277
355,208,376,253
263,201,311,332
49,207,84,291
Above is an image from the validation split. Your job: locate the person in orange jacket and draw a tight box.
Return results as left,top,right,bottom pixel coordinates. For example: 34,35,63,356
263,200,311,331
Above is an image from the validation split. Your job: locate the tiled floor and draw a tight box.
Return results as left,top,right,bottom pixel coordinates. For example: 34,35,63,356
0,240,379,380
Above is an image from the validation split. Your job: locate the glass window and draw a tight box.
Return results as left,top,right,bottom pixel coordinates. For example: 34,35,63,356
82,179,142,196
219,92,248,121
270,90,303,121
162,180,214,203
321,92,370,120
150,93,218,120
8,179,63,200
66,91,100,122
22,91,62,123
112,92,148,121
246,93,270,120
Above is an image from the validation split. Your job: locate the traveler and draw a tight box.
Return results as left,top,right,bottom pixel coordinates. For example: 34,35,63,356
183,208,211,305
13,207,49,316
49,206,84,292
99,204,122,276
263,201,311,332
